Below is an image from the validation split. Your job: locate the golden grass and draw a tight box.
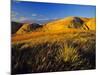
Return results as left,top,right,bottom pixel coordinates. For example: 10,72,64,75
42,17,96,31
11,16,96,74
12,29,96,74
12,29,95,42
57,44,79,62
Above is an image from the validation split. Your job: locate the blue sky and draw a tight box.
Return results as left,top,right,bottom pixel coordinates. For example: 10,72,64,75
11,1,96,23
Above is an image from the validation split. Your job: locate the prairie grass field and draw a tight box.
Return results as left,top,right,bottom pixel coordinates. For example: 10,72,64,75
11,30,96,74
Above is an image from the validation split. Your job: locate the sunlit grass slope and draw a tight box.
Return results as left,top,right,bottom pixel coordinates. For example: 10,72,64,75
42,17,96,31
12,30,95,74
11,16,96,74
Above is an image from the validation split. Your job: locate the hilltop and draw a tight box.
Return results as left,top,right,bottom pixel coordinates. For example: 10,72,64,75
12,16,96,35
42,16,96,31
16,23,42,34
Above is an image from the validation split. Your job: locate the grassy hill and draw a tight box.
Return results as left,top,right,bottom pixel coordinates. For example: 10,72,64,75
11,22,23,34
16,23,42,34
85,18,96,30
11,16,96,74
42,17,95,32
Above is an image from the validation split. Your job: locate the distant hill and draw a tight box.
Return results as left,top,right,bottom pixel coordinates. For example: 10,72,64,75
11,22,23,34
16,23,42,34
12,16,96,34
42,17,96,31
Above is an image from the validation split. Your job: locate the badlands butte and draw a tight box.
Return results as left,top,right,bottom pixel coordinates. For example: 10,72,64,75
12,16,96,74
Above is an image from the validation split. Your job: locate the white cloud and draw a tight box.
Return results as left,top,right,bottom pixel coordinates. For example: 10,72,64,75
11,11,18,21
12,16,29,22
32,13,46,18
32,14,37,17
11,11,29,22
19,16,28,21
11,11,18,17
12,0,20,2
37,18,50,21
31,13,51,21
